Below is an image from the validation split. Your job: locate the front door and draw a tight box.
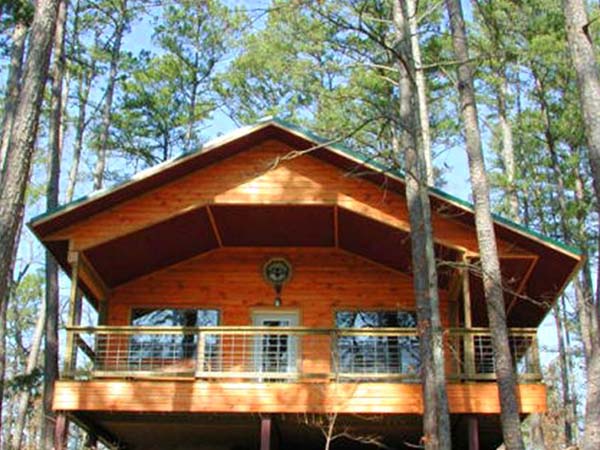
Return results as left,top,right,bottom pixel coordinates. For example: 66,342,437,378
252,311,299,376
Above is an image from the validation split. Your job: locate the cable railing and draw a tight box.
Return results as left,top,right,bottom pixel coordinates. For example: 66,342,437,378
64,326,541,382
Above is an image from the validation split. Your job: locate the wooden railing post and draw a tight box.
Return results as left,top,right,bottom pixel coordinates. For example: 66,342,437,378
195,331,206,377
63,252,81,376
530,331,541,377
462,259,476,378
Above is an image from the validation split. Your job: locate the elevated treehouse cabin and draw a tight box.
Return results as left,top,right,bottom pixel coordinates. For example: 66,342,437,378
30,119,582,450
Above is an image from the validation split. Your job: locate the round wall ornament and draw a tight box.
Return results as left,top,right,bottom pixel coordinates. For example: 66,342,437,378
262,257,292,287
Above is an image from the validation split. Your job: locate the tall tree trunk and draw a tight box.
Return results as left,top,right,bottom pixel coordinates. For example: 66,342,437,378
0,269,8,448
40,2,68,449
553,303,575,444
562,0,600,242
406,0,434,185
0,22,28,177
529,413,546,450
531,72,578,444
66,69,93,203
186,48,199,153
444,1,525,448
92,0,127,190
496,71,519,222
572,166,596,365
0,12,61,443
393,2,451,449
65,0,94,203
12,301,46,450
562,3,600,445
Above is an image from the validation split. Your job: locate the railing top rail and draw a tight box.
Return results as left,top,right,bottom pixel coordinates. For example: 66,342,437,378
447,327,538,334
65,325,421,335
65,325,538,336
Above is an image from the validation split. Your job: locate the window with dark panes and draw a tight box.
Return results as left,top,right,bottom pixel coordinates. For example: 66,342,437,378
335,311,419,378
129,309,219,370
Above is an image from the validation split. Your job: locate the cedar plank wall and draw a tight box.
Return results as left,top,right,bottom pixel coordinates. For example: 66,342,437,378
108,248,448,374
50,139,531,256
108,247,447,375
108,248,432,328
108,247,446,327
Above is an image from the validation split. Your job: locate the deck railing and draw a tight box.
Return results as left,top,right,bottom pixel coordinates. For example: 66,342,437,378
64,326,541,382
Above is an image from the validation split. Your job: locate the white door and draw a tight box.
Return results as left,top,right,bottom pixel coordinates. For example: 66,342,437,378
252,311,299,376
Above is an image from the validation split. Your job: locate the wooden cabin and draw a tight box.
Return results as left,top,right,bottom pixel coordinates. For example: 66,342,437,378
30,118,581,450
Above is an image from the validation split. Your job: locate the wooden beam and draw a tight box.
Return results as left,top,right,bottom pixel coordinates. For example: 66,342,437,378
79,252,110,301
506,256,539,315
206,205,223,247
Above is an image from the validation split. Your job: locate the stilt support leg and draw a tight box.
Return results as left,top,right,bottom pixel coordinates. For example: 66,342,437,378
468,415,479,450
261,416,272,450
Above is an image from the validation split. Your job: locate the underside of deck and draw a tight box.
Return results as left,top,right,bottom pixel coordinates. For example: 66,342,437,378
70,410,512,450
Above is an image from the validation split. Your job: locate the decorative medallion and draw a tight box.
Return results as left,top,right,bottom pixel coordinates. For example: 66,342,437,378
262,258,292,287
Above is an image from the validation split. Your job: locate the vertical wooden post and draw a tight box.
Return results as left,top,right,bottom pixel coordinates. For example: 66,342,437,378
462,257,475,378
64,252,80,376
530,331,541,378
260,416,272,450
467,415,479,450
54,412,68,450
195,331,206,377
98,299,108,325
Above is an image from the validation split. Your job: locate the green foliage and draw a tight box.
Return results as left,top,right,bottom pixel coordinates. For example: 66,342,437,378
109,0,246,167
0,0,34,26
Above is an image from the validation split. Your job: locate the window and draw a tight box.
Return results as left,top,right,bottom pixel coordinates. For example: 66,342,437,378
335,310,420,377
129,308,219,367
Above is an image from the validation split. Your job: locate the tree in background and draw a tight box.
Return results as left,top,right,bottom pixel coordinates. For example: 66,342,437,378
0,0,60,439
562,0,600,448
393,1,451,447
445,0,525,448
0,0,598,447
40,1,69,448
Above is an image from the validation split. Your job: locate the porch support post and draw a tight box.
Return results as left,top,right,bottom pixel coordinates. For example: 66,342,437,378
462,256,475,377
260,415,272,450
54,412,68,450
64,251,81,375
98,298,108,325
467,415,479,450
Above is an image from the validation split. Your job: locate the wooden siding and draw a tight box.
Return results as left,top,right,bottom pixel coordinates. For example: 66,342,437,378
106,247,447,328
48,139,530,257
53,380,547,414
